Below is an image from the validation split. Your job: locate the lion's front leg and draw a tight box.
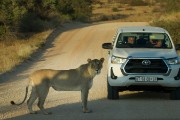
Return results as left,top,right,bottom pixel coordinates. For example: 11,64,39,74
81,88,92,113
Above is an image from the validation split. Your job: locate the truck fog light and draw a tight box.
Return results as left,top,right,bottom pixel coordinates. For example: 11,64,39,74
111,67,117,79
174,68,180,80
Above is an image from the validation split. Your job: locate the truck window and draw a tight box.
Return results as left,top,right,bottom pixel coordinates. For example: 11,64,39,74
116,33,172,49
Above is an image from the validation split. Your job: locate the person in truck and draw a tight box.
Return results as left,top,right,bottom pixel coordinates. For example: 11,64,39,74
149,34,167,48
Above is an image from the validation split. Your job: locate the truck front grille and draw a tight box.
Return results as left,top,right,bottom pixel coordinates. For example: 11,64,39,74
124,59,168,74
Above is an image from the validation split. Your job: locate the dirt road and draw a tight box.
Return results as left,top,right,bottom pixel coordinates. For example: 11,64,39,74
1,22,180,120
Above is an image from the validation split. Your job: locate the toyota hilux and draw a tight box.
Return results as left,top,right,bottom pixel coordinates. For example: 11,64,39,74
102,26,180,100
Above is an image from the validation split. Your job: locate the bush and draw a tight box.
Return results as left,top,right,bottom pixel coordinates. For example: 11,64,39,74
0,24,11,40
112,7,119,12
129,0,149,6
19,13,44,32
0,0,93,34
56,0,92,22
60,14,72,23
74,14,90,22
155,0,180,13
118,0,149,6
0,25,7,36
100,15,110,21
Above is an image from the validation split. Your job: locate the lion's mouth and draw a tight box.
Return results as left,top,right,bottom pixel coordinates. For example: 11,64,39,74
96,69,101,74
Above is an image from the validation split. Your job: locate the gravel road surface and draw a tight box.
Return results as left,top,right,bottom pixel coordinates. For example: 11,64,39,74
1,22,180,120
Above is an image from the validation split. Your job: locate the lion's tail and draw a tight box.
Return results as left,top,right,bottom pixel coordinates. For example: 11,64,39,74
10,79,30,106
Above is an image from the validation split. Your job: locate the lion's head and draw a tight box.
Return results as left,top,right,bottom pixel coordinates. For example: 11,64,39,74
87,58,104,76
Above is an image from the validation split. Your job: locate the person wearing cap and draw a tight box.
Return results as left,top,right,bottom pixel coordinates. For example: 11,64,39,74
149,34,165,48
150,39,163,47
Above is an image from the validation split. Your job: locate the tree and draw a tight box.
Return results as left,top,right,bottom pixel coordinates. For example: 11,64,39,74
0,0,27,26
56,0,92,21
0,0,93,34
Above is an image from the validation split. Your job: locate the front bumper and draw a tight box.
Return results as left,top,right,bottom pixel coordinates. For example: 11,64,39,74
108,64,180,88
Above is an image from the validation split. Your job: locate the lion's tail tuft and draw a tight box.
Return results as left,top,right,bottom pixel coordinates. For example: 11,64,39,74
10,86,29,106
10,101,16,105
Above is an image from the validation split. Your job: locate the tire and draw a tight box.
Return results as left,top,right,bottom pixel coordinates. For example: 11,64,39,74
170,88,180,100
107,81,119,100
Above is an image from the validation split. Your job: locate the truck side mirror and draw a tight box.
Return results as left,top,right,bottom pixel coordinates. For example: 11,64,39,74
176,44,180,50
102,43,113,49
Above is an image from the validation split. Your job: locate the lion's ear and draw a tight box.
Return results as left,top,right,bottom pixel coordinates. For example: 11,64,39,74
100,58,104,63
87,59,91,63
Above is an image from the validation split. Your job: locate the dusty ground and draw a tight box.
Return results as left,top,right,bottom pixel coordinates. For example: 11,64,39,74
1,22,180,120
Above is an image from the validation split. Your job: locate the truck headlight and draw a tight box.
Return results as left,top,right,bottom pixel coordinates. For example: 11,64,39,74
111,55,126,64
167,57,179,65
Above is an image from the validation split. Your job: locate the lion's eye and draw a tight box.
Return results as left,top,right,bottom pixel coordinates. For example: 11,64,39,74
92,64,95,67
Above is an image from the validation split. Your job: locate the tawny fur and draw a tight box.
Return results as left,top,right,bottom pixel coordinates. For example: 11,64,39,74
11,58,104,115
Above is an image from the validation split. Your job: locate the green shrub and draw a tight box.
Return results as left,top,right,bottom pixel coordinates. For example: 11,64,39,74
129,0,149,6
73,14,90,22
0,25,10,40
56,0,92,22
0,25,7,36
19,13,44,32
118,0,149,6
116,0,129,4
112,7,119,12
60,14,72,23
100,15,109,21
0,0,93,34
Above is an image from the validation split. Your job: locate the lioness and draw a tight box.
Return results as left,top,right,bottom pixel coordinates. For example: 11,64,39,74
11,58,104,115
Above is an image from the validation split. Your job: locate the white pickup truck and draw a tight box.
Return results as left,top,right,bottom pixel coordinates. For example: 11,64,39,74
102,26,180,100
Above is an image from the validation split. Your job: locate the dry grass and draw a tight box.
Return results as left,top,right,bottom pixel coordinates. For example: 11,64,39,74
92,1,180,45
157,12,180,21
91,1,161,22
1,1,179,74
0,30,52,73
150,12,180,44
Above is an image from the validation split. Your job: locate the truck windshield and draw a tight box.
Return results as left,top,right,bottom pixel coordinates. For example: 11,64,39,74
116,33,172,49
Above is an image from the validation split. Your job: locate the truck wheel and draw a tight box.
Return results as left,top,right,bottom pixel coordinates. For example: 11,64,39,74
107,81,119,100
170,88,180,100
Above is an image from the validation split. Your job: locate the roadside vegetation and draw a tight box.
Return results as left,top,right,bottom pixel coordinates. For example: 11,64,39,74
0,0,92,73
92,0,179,43
150,0,180,44
0,0,179,73
91,0,161,22
0,31,51,73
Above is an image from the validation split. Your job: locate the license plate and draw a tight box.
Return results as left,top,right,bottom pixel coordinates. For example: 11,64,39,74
135,76,157,82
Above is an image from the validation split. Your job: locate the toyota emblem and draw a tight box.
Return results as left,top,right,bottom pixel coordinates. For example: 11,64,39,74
142,60,151,65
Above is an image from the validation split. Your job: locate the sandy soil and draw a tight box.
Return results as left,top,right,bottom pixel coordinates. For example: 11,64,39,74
1,22,180,120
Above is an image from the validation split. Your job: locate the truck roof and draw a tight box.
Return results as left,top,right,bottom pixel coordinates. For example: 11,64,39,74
118,26,167,33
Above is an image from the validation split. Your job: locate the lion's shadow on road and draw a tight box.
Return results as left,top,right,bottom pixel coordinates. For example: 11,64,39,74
5,92,180,120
